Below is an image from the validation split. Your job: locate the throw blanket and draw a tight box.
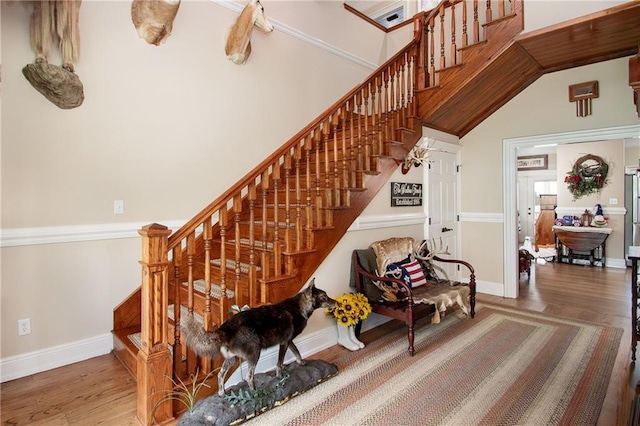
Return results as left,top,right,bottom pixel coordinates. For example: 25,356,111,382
351,248,470,322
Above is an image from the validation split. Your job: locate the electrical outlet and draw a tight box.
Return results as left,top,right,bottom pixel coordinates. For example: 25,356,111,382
18,318,31,336
113,200,124,215
609,198,618,205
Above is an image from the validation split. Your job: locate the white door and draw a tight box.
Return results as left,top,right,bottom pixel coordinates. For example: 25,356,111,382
426,149,458,280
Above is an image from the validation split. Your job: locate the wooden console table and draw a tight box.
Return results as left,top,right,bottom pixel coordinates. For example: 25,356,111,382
552,225,612,268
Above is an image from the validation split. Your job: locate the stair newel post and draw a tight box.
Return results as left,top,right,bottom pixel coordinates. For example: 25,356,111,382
247,183,258,306
137,223,174,426
362,86,373,173
414,15,427,91
355,91,364,174
399,54,407,125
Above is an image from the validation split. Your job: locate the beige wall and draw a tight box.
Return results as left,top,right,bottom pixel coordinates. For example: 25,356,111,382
460,57,639,294
2,0,637,375
0,0,428,373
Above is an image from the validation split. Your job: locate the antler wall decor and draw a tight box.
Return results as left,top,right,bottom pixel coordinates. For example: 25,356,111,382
401,138,437,174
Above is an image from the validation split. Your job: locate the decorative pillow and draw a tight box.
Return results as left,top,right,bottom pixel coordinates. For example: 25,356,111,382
385,259,428,289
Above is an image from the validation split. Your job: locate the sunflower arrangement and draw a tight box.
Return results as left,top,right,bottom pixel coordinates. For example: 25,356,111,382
326,292,372,327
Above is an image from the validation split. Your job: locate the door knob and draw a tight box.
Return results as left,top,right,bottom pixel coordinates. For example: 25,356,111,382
442,227,453,232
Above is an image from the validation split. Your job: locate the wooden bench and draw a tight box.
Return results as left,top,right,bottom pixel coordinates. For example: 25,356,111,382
351,237,476,355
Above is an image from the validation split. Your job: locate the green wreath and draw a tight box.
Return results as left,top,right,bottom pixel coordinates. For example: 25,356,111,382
564,154,609,201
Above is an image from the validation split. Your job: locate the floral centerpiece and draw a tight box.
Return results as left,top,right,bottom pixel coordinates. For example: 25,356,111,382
564,154,609,201
326,292,372,327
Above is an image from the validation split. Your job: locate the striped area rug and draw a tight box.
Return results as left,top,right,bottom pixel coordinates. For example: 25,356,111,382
247,304,623,426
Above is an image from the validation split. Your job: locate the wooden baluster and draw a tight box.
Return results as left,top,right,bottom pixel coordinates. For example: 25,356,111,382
355,92,365,173
201,220,213,374
322,120,333,226
283,152,292,254
186,232,197,374
486,0,492,23
219,209,230,320
473,0,479,43
303,136,314,248
362,87,372,173
261,170,270,279
439,3,446,68
293,144,303,252
450,1,457,65
462,0,468,48
203,219,212,332
172,245,184,380
313,129,323,228
137,223,173,426
247,183,257,305
394,61,401,130
429,16,436,86
347,100,360,189
375,76,384,156
233,194,242,305
339,107,351,207
399,55,407,124
498,0,505,18
331,112,341,207
272,161,281,277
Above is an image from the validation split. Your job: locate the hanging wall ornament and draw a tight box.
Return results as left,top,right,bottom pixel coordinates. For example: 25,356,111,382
22,0,84,109
564,154,609,201
568,81,598,117
131,0,181,46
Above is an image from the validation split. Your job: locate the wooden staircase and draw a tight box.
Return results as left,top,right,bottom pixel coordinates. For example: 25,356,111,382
111,0,640,423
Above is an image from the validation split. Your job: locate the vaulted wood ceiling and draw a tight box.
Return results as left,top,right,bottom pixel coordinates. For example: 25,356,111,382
419,1,640,137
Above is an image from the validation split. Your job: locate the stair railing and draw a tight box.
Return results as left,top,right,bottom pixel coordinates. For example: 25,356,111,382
136,1,520,421
420,0,517,87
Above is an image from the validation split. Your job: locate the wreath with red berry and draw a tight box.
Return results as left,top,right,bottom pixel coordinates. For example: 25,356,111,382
564,154,609,201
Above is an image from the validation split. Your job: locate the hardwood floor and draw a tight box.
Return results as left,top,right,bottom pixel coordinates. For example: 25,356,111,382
1,261,635,425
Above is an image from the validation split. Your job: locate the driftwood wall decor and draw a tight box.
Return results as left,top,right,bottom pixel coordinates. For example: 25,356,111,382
225,0,274,65
131,0,181,46
22,0,84,109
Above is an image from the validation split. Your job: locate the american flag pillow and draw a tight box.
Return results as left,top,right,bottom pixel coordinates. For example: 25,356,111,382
386,259,428,288
402,259,428,288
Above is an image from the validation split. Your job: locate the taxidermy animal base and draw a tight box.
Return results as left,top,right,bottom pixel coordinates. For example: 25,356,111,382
225,0,274,64
131,0,181,46
181,280,337,395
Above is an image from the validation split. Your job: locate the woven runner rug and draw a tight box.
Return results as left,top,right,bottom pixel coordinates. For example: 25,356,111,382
247,303,623,426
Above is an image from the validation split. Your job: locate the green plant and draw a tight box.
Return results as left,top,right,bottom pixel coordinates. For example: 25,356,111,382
224,367,291,413
150,368,218,425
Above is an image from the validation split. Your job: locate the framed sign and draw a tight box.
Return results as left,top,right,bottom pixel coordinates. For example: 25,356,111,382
390,182,423,207
517,154,548,171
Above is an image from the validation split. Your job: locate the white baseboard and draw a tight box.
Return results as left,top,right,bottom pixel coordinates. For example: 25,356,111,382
0,333,113,383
